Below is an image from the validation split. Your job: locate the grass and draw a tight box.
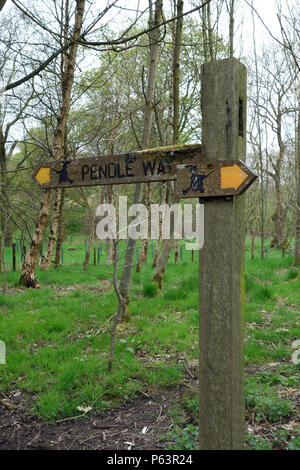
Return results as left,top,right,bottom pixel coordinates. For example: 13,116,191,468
0,237,300,450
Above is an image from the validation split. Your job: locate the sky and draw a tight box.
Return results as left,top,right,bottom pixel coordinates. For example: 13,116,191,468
100,0,289,57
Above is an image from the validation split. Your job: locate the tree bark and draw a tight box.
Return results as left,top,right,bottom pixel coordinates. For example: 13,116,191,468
83,214,96,271
0,128,8,251
294,106,300,264
118,0,163,321
152,0,183,287
41,188,63,269
54,189,66,268
19,0,85,285
19,189,53,287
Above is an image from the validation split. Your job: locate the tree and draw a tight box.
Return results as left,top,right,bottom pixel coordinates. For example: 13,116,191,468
276,2,300,263
117,0,164,322
152,0,184,287
19,0,86,287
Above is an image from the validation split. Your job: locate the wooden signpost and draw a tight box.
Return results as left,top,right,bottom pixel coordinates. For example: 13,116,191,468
33,145,205,189
33,149,256,198
33,58,256,450
176,160,256,198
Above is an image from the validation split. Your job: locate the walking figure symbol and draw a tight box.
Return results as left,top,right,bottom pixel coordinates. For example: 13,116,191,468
54,161,73,185
182,165,213,195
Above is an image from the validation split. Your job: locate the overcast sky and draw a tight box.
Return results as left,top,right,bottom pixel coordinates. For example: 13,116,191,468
102,0,290,57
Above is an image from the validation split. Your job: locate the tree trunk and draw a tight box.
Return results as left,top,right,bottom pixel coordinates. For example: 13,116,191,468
136,184,146,272
83,215,96,271
295,106,300,264
41,188,63,269
118,0,163,321
152,0,183,287
19,0,85,286
174,240,179,264
19,189,53,287
152,182,167,268
0,128,8,251
54,189,66,268
270,167,287,250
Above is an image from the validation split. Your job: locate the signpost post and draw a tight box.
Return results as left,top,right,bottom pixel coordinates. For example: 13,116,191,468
33,58,255,450
198,58,248,450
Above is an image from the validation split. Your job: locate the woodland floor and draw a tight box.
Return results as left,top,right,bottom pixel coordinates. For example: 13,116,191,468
1,363,299,450
0,377,197,450
1,240,300,450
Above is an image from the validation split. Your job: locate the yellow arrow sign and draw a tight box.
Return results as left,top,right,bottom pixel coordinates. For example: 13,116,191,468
35,166,50,185
221,164,248,190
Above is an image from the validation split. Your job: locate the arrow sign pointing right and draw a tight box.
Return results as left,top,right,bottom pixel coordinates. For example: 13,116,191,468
176,160,257,198
221,164,248,190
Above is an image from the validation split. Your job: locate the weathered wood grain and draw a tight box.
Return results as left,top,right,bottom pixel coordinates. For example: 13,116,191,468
198,58,247,450
176,159,256,198
33,144,204,189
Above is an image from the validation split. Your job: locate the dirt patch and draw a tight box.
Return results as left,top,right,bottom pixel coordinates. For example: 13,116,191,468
0,381,197,450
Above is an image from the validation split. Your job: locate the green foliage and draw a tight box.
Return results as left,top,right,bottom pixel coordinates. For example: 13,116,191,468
253,285,274,302
142,282,158,298
256,397,294,422
245,434,273,450
286,268,298,280
180,275,198,291
0,236,299,449
164,287,187,301
246,377,294,423
167,425,198,450
65,211,85,234
287,429,300,450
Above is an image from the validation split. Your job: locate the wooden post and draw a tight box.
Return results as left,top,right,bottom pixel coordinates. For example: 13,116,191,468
93,246,96,266
12,243,16,271
198,58,247,450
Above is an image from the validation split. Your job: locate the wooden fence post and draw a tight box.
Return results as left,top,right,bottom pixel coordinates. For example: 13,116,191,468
198,58,247,450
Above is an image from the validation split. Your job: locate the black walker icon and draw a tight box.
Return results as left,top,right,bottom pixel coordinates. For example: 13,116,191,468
53,161,73,185
182,165,213,195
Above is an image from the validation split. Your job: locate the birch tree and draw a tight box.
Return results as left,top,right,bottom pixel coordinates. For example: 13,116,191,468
19,0,85,287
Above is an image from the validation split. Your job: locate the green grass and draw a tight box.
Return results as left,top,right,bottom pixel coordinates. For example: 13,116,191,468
0,237,299,450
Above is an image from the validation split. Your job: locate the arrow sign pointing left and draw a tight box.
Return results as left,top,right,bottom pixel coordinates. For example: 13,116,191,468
176,160,257,198
35,167,51,185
